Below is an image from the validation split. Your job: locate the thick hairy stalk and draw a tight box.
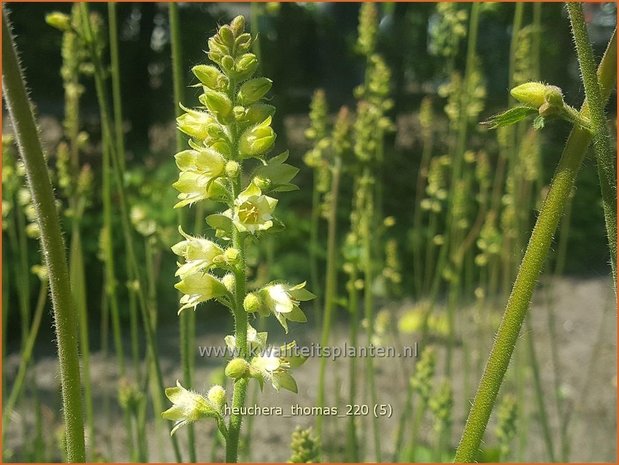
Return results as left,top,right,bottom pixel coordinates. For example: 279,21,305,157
567,3,617,286
226,225,249,462
454,28,617,462
2,9,86,461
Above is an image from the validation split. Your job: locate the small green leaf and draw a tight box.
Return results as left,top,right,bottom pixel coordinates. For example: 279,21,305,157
269,150,289,165
481,106,537,130
206,214,233,235
254,163,299,187
272,183,299,192
286,306,307,323
273,371,298,393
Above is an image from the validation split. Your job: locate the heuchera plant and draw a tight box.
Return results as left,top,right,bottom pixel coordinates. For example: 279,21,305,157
162,16,314,462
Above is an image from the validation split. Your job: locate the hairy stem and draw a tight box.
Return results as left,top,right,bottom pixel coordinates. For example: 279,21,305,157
2,9,86,461
567,4,617,286
454,27,617,462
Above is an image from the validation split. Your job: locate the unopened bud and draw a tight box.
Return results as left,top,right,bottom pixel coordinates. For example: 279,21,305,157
230,16,246,36
253,176,271,190
207,385,226,412
510,82,547,108
222,274,236,293
225,161,240,178
224,247,240,264
46,12,71,32
225,358,249,379
243,292,262,313
238,78,272,105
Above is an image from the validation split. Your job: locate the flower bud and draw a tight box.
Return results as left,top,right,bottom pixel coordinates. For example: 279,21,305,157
26,222,41,239
510,82,547,108
238,78,272,105
225,358,249,379
230,16,246,36
235,33,252,52
218,25,235,48
222,273,236,293
234,53,258,80
220,55,235,74
383,216,396,228
243,292,262,313
239,117,276,158
192,65,226,90
244,103,276,125
31,265,48,282
225,161,240,178
224,247,240,264
203,90,233,123
253,176,271,191
46,12,71,32
206,385,226,412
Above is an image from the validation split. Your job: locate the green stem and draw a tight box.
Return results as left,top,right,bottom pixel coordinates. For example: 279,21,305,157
225,121,249,461
525,317,556,461
3,279,48,424
169,2,187,152
2,9,86,461
567,4,617,286
316,156,342,439
309,175,322,325
78,4,182,458
108,2,126,171
226,223,248,462
167,7,197,458
70,229,94,458
361,170,381,462
346,269,360,462
406,398,426,461
454,28,617,462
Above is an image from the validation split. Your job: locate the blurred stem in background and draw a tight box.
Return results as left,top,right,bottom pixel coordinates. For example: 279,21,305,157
168,3,197,462
78,3,182,459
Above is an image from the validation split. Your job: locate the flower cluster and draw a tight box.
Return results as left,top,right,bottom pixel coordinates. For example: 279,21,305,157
289,426,321,463
428,3,468,59
164,16,314,438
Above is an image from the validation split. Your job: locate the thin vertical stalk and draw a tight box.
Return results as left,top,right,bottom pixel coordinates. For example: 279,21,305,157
78,4,182,458
70,229,94,458
2,9,86,460
3,279,48,424
567,3,617,286
108,2,126,170
309,176,322,326
525,318,556,461
361,170,381,462
316,156,342,439
454,29,617,462
168,3,197,461
346,268,360,462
